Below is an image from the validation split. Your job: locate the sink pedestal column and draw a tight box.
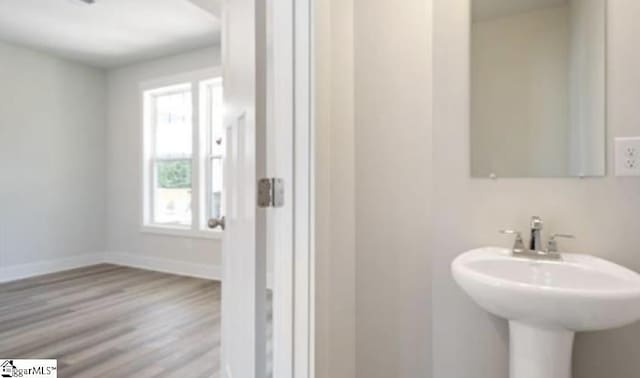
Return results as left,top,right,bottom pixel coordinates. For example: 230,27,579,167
509,321,575,378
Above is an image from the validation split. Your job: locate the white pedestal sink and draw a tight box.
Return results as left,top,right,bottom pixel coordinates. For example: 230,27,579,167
452,248,640,378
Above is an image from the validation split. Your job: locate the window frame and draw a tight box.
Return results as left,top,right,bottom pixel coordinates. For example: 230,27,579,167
200,78,225,225
140,68,223,240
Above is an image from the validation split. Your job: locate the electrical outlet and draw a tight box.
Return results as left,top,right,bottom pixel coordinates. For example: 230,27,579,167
615,137,640,176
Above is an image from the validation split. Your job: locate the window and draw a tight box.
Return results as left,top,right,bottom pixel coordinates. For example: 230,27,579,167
201,79,225,221
142,71,223,238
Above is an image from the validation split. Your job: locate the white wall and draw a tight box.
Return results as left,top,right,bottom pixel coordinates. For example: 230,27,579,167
472,6,570,177
316,0,432,377
434,1,640,378
314,0,357,375
106,47,222,273
354,0,431,377
0,40,106,276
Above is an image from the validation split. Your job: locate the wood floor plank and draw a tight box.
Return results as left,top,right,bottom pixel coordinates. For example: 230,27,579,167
0,265,224,377
0,264,273,378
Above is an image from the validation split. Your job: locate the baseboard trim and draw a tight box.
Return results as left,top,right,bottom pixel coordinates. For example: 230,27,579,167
104,252,222,281
0,252,273,287
0,253,105,284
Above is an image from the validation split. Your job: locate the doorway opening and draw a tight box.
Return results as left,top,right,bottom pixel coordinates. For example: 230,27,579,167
0,1,313,377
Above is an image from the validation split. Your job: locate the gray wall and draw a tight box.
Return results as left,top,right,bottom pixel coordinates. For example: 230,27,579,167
433,1,640,377
105,47,222,267
354,0,432,377
0,40,106,269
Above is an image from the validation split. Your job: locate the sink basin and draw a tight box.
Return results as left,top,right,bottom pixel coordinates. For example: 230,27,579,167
452,247,640,331
452,247,640,378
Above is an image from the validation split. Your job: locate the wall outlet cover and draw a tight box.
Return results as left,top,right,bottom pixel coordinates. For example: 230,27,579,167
615,137,640,176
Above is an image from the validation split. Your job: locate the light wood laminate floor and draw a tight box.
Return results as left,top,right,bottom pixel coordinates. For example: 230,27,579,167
0,264,231,377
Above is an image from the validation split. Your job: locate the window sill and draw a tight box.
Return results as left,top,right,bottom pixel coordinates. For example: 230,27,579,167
140,225,223,240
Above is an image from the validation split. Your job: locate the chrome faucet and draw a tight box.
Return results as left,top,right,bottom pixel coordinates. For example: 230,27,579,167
500,216,574,260
529,216,544,252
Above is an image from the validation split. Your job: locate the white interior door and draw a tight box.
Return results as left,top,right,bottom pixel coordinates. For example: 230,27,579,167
221,0,267,376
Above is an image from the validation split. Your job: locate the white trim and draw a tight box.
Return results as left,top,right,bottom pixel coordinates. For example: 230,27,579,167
140,69,226,235
269,0,295,375
104,252,223,281
0,252,277,289
199,78,226,228
105,252,273,289
294,0,314,376
267,0,314,376
0,253,105,284
140,225,224,240
139,68,222,92
144,82,192,97
0,253,221,284
192,74,203,231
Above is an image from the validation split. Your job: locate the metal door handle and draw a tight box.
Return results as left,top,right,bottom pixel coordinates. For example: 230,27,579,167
208,216,226,230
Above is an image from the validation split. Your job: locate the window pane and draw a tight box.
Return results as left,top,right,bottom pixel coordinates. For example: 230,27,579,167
153,159,192,226
155,90,192,156
209,157,224,219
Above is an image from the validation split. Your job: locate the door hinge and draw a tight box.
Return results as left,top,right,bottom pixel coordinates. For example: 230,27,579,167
258,178,285,208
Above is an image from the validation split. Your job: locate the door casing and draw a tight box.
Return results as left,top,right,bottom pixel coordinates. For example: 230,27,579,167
221,0,314,377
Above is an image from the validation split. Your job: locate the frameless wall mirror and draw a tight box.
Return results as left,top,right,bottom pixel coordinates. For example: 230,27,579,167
470,0,606,178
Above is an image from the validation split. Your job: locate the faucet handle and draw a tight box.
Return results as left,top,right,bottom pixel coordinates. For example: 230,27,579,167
547,234,575,253
550,233,575,239
499,230,526,253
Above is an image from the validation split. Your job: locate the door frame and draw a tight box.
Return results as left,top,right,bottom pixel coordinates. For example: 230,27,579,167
270,0,314,377
292,0,314,376
224,0,315,375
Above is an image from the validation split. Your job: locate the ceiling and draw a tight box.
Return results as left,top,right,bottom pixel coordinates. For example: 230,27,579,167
473,0,568,22
0,0,221,68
